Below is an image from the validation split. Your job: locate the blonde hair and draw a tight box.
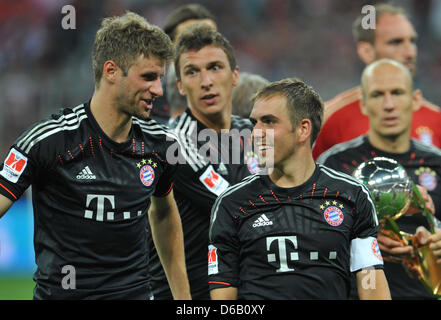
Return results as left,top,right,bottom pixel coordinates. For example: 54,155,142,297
92,11,173,86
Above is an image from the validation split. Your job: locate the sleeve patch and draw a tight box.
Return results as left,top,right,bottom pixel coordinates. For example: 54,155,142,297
208,245,219,275
0,148,28,183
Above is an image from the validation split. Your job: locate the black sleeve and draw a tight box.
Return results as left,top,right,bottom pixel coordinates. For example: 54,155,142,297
208,196,241,290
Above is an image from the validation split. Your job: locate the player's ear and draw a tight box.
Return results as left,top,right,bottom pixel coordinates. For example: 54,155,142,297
360,96,369,116
176,79,186,96
102,60,119,84
412,89,422,111
297,119,312,144
357,42,376,64
232,66,240,87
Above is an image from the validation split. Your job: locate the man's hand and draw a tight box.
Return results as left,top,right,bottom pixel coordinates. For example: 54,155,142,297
377,230,412,260
406,185,435,216
415,226,441,264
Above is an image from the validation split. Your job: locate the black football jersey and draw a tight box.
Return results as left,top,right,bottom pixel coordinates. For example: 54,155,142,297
317,135,441,299
208,164,383,300
148,109,257,299
0,102,178,299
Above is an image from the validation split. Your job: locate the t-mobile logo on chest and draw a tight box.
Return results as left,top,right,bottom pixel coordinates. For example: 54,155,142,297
266,236,299,272
84,194,142,221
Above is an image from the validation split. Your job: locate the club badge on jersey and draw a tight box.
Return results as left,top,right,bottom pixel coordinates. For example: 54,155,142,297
320,201,345,227
0,148,28,183
137,158,157,187
245,151,260,175
415,167,438,191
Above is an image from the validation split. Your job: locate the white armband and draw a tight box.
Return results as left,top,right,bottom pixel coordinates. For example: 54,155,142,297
350,237,383,272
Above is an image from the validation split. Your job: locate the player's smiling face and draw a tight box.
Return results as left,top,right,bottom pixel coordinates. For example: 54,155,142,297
116,54,165,120
250,94,297,169
177,45,239,121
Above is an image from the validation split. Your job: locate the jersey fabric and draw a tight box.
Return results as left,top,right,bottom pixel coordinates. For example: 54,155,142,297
208,164,383,300
312,87,441,159
317,135,441,299
0,102,178,300
148,108,257,299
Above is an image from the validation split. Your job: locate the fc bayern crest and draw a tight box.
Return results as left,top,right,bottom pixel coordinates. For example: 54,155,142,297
323,206,344,227
372,239,383,260
247,156,260,174
140,165,155,187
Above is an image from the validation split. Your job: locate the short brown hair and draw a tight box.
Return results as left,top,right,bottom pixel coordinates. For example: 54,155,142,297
352,3,408,44
174,23,236,80
92,11,173,86
252,78,324,145
164,3,215,41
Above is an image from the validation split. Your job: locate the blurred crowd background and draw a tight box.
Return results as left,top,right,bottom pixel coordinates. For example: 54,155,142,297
0,0,441,299
1,0,441,160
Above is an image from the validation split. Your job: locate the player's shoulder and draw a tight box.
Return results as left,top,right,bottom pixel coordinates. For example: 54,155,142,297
419,99,441,114
317,135,367,165
324,86,362,121
133,116,179,143
411,138,441,158
213,174,261,209
15,103,88,154
317,163,370,196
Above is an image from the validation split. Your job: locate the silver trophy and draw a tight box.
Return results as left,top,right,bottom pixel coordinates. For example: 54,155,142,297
353,157,441,296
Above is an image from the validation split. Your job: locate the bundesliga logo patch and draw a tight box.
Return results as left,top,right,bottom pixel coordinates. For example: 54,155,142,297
208,245,218,275
0,148,28,183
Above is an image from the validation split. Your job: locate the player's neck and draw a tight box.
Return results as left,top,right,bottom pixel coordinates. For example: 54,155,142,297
269,151,316,189
90,90,132,143
368,131,411,154
190,107,232,132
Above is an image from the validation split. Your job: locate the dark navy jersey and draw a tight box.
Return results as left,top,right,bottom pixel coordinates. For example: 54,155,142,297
0,102,179,299
208,164,383,300
148,108,257,299
317,135,441,299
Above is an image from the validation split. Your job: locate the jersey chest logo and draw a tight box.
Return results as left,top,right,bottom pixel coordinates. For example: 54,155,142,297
245,151,260,174
415,167,437,191
321,201,344,227
137,158,157,187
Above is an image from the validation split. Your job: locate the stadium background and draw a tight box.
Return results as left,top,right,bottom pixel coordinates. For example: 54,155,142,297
0,0,440,299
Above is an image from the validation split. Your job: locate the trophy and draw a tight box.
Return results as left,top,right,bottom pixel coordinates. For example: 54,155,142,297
353,157,441,297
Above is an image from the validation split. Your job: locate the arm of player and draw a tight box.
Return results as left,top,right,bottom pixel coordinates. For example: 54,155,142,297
210,287,237,300
356,269,391,300
0,194,13,219
149,191,191,300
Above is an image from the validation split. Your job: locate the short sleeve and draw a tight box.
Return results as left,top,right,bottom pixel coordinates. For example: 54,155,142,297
208,197,240,290
0,146,36,201
350,186,383,272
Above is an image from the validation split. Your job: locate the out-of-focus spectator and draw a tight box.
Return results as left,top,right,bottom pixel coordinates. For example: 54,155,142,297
232,72,269,118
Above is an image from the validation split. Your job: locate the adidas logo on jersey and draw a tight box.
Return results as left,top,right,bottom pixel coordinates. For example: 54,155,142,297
252,214,273,227
76,166,96,180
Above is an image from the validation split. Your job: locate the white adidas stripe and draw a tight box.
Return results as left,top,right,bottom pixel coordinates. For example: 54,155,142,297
174,113,206,171
316,136,365,164
17,104,86,152
22,114,88,154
